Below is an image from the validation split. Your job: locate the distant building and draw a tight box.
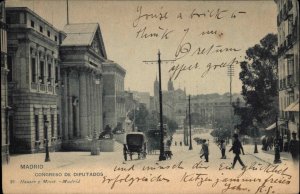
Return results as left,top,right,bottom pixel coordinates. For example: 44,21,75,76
102,61,126,130
275,0,299,138
131,91,150,110
1,1,9,163
6,7,63,153
59,23,106,150
153,77,187,126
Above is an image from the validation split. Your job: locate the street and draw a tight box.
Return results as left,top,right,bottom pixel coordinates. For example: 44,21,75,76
3,131,299,194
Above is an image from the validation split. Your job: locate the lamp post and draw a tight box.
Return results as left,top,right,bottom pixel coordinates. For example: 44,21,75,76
91,77,100,155
253,118,258,153
143,50,175,161
274,115,281,164
5,106,12,164
44,119,50,162
188,95,193,150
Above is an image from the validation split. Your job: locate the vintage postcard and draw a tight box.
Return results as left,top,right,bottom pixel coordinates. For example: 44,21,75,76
1,0,299,193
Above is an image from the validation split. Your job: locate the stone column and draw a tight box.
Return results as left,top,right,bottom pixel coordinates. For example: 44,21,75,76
79,70,87,138
99,77,103,133
63,70,69,140
92,73,96,136
67,72,73,139
94,75,99,136
86,72,91,137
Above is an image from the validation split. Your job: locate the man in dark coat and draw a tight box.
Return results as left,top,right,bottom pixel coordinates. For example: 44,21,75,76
200,139,209,162
289,132,299,164
229,134,246,169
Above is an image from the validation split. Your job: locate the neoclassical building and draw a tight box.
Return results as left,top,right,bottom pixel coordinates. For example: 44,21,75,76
59,23,106,150
1,1,9,162
6,7,63,153
102,60,126,130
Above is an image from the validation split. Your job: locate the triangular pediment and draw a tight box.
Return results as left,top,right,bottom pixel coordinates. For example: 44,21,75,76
90,26,107,59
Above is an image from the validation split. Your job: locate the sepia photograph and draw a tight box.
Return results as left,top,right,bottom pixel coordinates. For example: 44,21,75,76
1,0,299,193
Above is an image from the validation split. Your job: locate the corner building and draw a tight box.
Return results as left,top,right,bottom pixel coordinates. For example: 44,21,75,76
1,1,10,162
275,0,299,139
6,7,63,153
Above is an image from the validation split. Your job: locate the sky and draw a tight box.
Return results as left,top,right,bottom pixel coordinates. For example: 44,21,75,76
6,0,278,96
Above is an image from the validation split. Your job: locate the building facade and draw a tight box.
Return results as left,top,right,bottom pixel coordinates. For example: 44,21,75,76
1,1,9,163
275,0,299,138
6,7,62,153
103,61,126,130
59,23,106,150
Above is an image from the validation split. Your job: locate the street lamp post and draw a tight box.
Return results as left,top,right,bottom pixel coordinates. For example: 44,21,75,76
91,77,100,155
143,50,175,161
274,116,281,164
253,118,258,154
44,119,50,162
189,95,193,150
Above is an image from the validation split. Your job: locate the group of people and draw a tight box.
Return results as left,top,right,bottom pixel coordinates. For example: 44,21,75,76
261,136,274,151
199,132,299,168
199,134,246,169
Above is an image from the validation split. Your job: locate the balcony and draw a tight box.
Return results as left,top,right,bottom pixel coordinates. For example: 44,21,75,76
287,75,295,88
31,82,38,90
48,85,54,93
40,84,46,91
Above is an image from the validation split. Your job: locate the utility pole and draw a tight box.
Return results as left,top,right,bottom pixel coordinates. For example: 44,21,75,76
189,95,193,150
143,50,176,161
66,0,69,25
227,63,234,142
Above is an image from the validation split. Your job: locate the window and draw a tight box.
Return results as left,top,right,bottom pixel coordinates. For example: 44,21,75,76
51,114,54,138
31,58,36,82
55,66,58,84
7,55,12,82
39,61,44,84
57,114,60,137
48,63,52,84
35,115,39,141
54,36,57,42
39,26,43,33
287,57,294,75
20,12,25,24
43,115,47,139
6,13,19,24
31,20,35,28
47,30,50,37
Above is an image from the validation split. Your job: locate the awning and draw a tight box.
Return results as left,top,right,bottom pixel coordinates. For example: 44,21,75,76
265,121,285,130
284,99,299,112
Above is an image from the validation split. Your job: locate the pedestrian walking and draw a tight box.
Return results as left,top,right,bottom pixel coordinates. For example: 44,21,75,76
200,140,209,162
229,134,245,169
218,139,226,159
289,132,299,164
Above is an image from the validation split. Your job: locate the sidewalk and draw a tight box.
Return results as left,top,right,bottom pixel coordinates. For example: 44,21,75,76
243,143,293,164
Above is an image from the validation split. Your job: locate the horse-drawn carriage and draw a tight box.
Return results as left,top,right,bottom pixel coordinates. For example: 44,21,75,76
123,132,147,161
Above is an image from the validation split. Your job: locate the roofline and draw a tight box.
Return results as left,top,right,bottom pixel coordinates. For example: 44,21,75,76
6,7,61,33
103,61,126,74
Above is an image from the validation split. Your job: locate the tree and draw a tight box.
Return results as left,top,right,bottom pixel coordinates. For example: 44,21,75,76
235,33,278,134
